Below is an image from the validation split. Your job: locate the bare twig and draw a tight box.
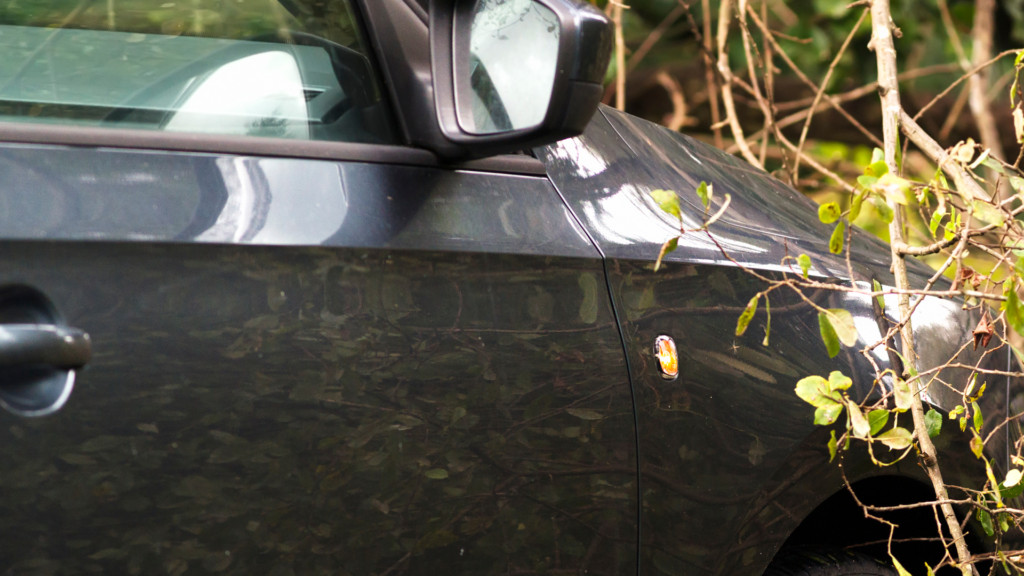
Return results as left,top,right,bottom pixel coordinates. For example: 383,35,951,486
612,1,627,111
717,0,762,166
968,0,1009,200
792,8,869,182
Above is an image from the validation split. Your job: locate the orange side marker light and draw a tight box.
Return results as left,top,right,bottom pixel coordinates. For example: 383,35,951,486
654,335,679,380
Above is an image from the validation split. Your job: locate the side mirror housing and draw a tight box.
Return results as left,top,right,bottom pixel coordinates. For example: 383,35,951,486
429,0,612,158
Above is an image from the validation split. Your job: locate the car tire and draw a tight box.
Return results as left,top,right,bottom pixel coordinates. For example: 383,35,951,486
764,549,897,576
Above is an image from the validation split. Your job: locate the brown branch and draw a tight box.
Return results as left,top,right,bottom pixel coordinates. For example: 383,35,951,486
792,7,869,183
912,49,1019,123
935,0,969,67
869,1,976,572
899,111,989,201
968,0,1009,200
745,6,881,147
716,0,762,166
938,84,971,141
699,0,722,148
654,71,694,131
613,1,626,111
627,4,686,74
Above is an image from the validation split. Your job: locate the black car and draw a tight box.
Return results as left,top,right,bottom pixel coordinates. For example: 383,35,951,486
0,1,1012,574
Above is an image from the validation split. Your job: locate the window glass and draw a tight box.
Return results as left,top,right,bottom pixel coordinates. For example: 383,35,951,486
0,0,396,144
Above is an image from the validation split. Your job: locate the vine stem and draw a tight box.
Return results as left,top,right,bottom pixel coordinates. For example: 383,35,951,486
869,1,975,573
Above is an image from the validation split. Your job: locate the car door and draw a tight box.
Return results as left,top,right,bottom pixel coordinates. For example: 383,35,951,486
0,2,636,574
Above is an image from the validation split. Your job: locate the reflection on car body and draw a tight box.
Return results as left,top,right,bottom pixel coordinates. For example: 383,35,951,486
0,0,1014,575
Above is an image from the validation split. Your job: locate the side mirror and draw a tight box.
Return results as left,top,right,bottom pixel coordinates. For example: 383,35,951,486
430,0,612,158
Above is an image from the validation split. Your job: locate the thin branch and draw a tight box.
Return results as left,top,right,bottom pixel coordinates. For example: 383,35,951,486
627,4,687,74
792,8,869,183
612,2,627,111
717,0,762,167
745,6,881,147
699,0,723,148
899,111,989,202
912,49,1019,123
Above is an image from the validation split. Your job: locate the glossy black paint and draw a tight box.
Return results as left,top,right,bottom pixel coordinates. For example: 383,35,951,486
0,144,636,574
0,145,585,255
539,107,1008,575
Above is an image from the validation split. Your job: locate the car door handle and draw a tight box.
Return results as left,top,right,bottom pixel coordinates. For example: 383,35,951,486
0,324,91,369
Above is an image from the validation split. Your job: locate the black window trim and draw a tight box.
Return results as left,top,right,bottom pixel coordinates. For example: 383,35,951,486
0,121,547,175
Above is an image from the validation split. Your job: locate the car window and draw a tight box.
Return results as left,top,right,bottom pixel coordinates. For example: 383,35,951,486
0,0,397,144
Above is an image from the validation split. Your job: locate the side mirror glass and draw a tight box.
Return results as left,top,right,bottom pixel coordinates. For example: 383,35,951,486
430,0,612,158
457,0,560,134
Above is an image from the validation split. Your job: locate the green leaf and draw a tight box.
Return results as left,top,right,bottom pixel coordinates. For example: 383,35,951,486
943,210,960,241
972,401,984,431
848,400,870,438
870,147,885,167
795,375,829,405
1011,176,1024,195
893,378,913,412
872,279,885,311
850,192,865,221
798,254,812,279
736,295,760,337
928,209,945,238
1015,253,1024,277
828,370,853,391
762,296,771,347
999,478,1024,500
1005,287,1024,337
818,202,842,224
972,200,1005,226
891,557,912,576
795,375,842,408
925,409,942,438
654,237,678,272
857,174,879,190
825,309,858,346
829,220,845,254
949,405,966,419
814,403,844,426
871,196,894,224
970,434,984,458
877,427,913,450
651,189,682,220
868,409,890,436
424,468,449,480
868,160,890,178
696,181,712,209
1017,50,1024,67
818,312,840,358
794,376,844,426
827,430,838,462
978,508,995,537
874,173,912,205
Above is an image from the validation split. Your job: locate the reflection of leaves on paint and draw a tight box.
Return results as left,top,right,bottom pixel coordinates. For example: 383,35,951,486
0,247,635,575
